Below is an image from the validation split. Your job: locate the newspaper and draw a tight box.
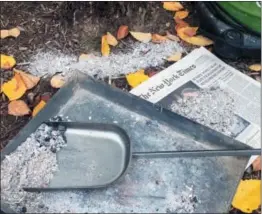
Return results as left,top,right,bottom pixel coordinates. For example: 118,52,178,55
131,47,261,168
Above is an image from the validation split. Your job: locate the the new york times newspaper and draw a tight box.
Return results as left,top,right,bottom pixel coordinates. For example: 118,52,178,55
131,47,261,167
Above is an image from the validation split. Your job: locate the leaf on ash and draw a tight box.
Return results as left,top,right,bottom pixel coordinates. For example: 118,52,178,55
174,10,189,19
174,17,189,30
0,54,16,69
50,74,66,88
117,25,129,40
177,27,213,46
252,156,261,171
8,100,31,116
232,179,261,213
152,34,167,43
32,100,46,117
126,69,149,88
130,31,152,43
167,52,182,62
79,54,89,62
107,32,118,46
163,2,184,11
101,35,110,56
14,69,40,90
249,64,261,72
183,27,198,37
8,27,21,38
1,73,27,101
166,31,180,41
0,27,20,39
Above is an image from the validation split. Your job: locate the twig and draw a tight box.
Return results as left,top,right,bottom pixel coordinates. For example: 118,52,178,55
17,62,31,66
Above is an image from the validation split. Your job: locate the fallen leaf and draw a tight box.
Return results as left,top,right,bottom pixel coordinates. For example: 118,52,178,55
101,35,110,56
8,100,30,116
0,54,16,69
1,73,27,100
32,100,46,117
50,74,65,88
183,27,198,37
232,180,261,213
0,30,9,39
130,31,152,43
14,69,40,90
167,52,182,62
252,156,261,171
126,69,149,88
166,31,180,41
174,10,189,19
117,25,129,40
152,34,167,43
249,64,261,72
177,27,213,46
8,27,20,38
79,54,89,62
163,2,183,11
107,32,118,46
174,17,189,30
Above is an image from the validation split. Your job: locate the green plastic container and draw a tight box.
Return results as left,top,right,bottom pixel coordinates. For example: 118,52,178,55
217,2,261,34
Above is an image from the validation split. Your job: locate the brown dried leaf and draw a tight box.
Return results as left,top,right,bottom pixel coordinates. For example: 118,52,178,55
152,34,167,43
101,35,110,56
174,10,189,19
163,2,183,11
130,31,152,43
175,17,190,31
166,31,180,41
117,25,129,40
249,64,261,72
167,52,182,62
107,32,118,46
14,69,40,90
50,74,65,88
183,27,198,37
0,30,9,39
252,156,261,171
8,100,30,116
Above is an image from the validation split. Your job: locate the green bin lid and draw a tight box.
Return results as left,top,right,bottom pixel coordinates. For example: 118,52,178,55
217,2,261,34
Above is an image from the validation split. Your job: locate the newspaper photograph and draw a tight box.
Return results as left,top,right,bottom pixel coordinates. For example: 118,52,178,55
131,47,261,167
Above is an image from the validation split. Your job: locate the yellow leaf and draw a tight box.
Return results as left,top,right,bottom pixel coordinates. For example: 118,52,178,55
130,31,152,43
79,54,89,62
50,74,65,88
32,100,46,117
126,69,149,88
174,10,189,19
163,2,183,11
14,69,40,90
232,180,261,213
177,27,213,46
1,73,27,101
249,64,261,72
167,52,182,62
107,32,118,46
8,100,31,116
166,31,180,41
0,30,9,39
0,54,16,69
152,34,167,43
8,27,20,38
101,35,110,56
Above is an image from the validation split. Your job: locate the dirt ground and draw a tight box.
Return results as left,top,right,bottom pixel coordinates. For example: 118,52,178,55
0,2,260,214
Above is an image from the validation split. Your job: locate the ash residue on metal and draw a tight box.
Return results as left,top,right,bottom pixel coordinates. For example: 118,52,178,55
0,116,68,213
169,87,240,137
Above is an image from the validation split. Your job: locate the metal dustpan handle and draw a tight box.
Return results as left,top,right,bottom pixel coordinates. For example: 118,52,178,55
132,148,261,158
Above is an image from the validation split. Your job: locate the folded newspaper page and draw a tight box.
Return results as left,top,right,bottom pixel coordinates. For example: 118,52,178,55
130,47,261,168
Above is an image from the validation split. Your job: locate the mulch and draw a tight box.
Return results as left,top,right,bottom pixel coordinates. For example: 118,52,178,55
0,2,260,214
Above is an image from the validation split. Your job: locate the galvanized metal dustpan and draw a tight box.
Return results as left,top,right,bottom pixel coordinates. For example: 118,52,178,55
24,121,260,191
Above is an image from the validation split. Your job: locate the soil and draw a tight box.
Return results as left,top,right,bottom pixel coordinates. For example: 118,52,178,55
0,2,260,214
